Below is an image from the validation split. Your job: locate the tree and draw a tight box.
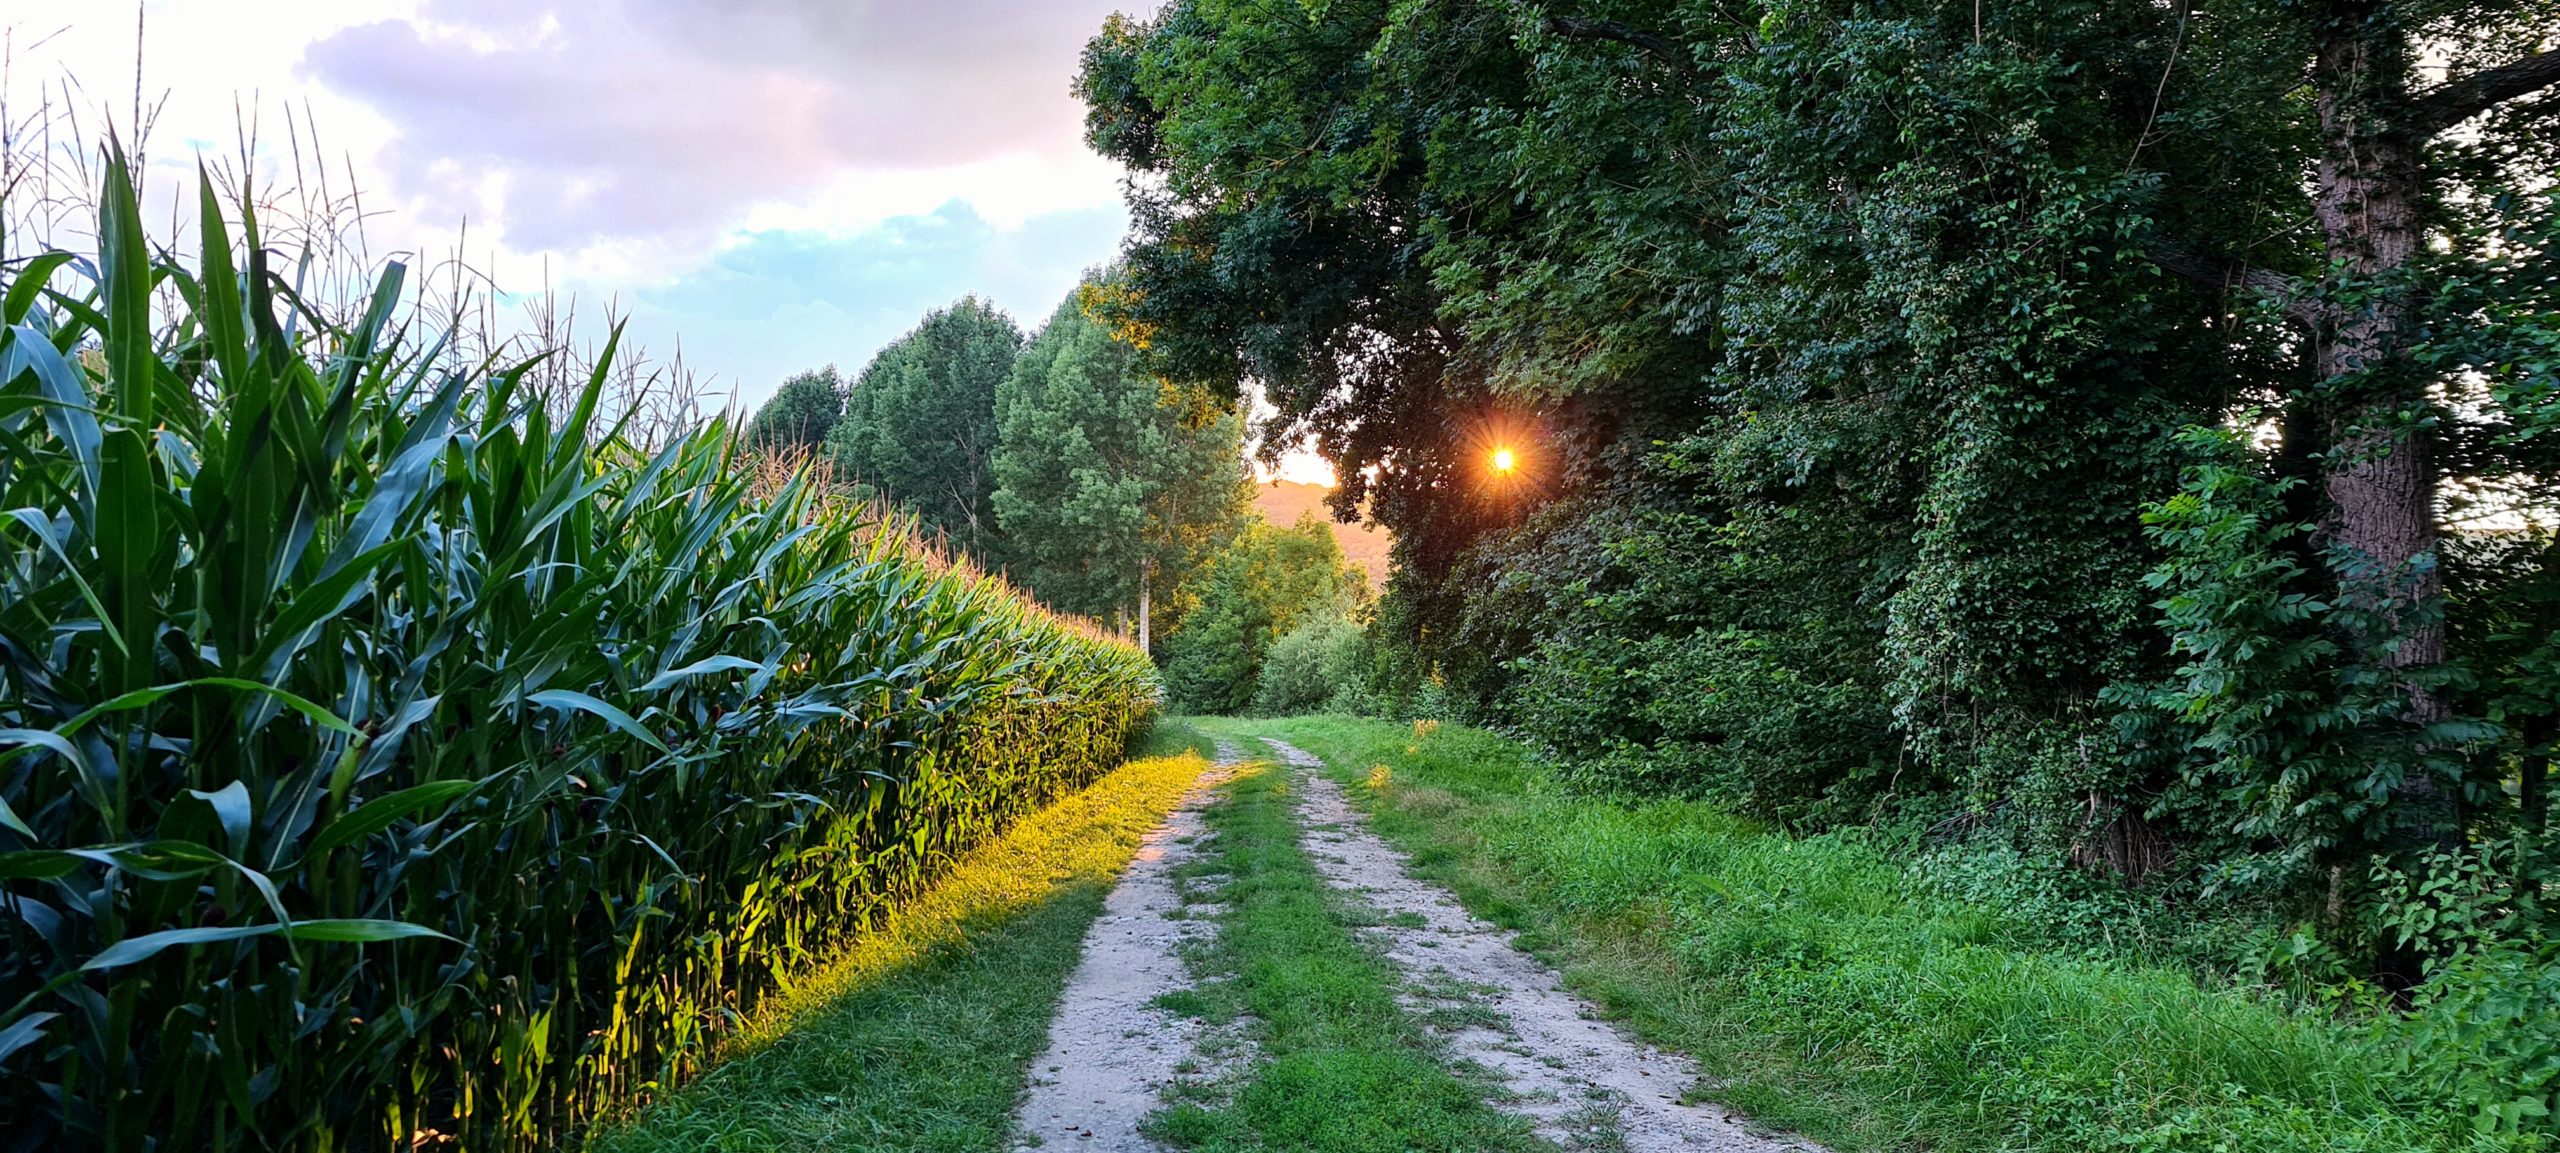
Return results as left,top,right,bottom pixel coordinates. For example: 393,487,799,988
992,286,1249,648
744,366,845,454
2140,2,2560,837
826,297,1022,561
1080,0,2230,805
1252,609,1369,716
1080,0,2560,930
1158,513,1368,714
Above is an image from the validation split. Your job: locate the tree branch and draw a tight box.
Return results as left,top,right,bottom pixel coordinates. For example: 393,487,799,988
2412,47,2560,136
1540,14,1690,73
2146,239,2321,329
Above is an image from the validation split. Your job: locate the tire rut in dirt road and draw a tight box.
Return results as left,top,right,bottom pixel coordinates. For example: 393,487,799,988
1262,737,1822,1153
1008,743,1245,1152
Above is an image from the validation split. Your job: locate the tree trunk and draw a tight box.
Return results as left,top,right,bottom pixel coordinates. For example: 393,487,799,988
2310,7,2441,711
1138,561,1153,655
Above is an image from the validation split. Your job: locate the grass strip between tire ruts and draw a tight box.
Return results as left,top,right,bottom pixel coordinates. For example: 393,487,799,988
1144,745,1550,1153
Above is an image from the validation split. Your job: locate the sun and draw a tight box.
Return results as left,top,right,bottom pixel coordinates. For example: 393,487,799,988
1490,446,1517,474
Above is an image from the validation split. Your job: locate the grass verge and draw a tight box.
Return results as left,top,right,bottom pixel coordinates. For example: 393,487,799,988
1146,754,1551,1152
588,750,1212,1153
1209,715,2509,1153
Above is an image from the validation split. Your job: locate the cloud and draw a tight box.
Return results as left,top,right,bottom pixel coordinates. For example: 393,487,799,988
300,0,1135,251
602,198,1128,410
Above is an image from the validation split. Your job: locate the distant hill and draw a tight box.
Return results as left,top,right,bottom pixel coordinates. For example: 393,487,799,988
1253,480,1390,590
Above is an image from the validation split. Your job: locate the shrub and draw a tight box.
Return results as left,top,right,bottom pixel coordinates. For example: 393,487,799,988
0,156,1155,1149
1251,612,1366,715
1159,513,1365,713
2397,941,2560,1137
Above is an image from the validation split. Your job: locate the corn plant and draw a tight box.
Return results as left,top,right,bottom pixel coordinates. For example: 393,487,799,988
0,150,1157,1150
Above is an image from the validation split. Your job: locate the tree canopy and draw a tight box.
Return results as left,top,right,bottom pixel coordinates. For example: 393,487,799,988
1158,512,1368,714
744,366,845,455
992,286,1250,640
825,297,1023,561
1081,0,2560,943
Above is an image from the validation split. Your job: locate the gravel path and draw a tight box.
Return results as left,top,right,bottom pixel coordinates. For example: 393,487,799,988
1008,743,1244,1152
1264,737,1820,1153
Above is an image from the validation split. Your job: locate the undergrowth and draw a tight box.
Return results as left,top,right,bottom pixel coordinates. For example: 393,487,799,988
1232,715,2531,1153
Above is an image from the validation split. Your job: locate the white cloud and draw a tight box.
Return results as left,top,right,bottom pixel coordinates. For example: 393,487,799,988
602,199,1129,412
0,2,1331,479
298,0,1135,255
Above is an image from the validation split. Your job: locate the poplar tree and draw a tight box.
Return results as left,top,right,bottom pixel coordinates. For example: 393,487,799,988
992,287,1249,650
826,297,1022,561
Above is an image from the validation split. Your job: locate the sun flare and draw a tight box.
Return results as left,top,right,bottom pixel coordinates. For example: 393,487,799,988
1490,447,1517,473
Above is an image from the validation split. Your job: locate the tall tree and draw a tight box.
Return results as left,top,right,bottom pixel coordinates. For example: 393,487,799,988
1081,0,2560,924
993,287,1249,649
744,366,845,454
2148,1,2560,790
826,297,1023,560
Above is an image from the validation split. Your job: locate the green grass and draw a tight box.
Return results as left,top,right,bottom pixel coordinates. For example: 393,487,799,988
1208,715,2514,1153
1140,715,1224,761
590,752,1211,1153
1144,749,1552,1152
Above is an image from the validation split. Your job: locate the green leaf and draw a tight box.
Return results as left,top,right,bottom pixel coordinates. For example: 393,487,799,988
251,537,411,684
193,165,252,401
4,325,103,521
81,917,453,972
96,427,159,691
185,781,253,857
528,689,670,753
59,677,359,738
308,780,476,856
2,253,73,325
99,142,156,427
82,924,278,971
280,918,456,945
640,656,766,694
0,851,84,881
0,728,111,818
0,1012,58,1063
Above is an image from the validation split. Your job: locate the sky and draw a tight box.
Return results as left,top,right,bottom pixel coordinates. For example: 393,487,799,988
0,0,1334,482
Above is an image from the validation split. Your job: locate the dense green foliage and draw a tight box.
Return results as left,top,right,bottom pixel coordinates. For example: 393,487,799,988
823,297,1023,562
1236,714,2546,1151
744,366,846,454
992,289,1250,632
0,161,1155,1150
1249,612,1368,717
1158,515,1367,714
1081,0,2560,969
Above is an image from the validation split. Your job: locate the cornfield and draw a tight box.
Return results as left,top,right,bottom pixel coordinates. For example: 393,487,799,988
0,152,1157,1150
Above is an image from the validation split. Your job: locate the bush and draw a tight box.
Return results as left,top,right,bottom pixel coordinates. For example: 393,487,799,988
1159,513,1365,713
0,158,1155,1149
2398,941,2560,1137
1251,611,1367,715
